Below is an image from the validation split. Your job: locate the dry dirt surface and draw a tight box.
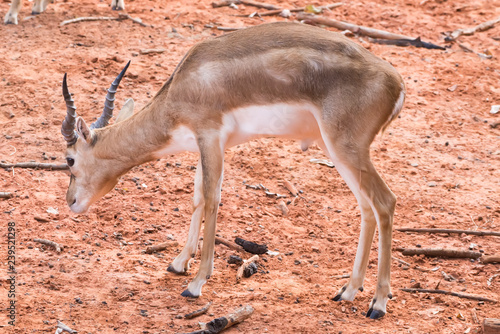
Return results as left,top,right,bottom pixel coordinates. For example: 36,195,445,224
1,0,499,333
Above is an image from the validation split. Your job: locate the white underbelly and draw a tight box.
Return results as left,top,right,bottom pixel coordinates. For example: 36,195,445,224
223,102,322,148
154,103,322,157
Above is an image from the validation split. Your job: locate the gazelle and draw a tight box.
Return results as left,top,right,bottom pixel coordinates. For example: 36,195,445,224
4,0,125,24
60,22,405,319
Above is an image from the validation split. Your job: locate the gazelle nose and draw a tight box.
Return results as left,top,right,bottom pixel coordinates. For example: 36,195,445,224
70,198,76,206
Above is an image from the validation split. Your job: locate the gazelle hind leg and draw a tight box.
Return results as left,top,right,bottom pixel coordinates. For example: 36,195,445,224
181,133,224,297
31,0,49,15
111,0,125,11
168,160,204,274
4,0,22,24
320,135,396,319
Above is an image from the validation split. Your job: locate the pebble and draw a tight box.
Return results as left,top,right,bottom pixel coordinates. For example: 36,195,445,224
427,182,437,187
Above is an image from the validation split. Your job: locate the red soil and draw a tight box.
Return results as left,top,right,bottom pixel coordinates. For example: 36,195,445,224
0,0,499,333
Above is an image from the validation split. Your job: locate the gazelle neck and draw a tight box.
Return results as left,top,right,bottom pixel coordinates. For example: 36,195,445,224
93,101,176,168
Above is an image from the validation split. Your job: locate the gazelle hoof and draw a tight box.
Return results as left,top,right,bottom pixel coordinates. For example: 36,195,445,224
366,308,385,319
181,289,199,298
332,285,347,301
167,264,187,275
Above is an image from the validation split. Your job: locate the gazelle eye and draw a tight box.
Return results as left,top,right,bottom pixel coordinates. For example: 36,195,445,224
66,158,75,167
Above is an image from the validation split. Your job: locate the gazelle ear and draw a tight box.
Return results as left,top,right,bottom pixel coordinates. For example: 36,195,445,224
76,117,92,144
115,98,135,123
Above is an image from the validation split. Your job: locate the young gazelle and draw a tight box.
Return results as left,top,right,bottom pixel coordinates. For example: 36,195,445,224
61,22,405,319
4,0,125,24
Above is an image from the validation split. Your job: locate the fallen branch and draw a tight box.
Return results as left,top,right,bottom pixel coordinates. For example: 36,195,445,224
235,237,268,254
236,3,343,17
397,248,482,259
216,26,245,31
0,162,68,170
445,16,500,42
298,12,412,39
236,255,259,281
55,320,77,334
309,158,334,168
184,302,213,319
400,288,498,303
483,319,500,333
34,216,51,223
397,227,500,237
60,16,117,26
483,255,500,264
60,13,149,27
183,305,254,334
368,37,445,50
145,241,179,254
0,192,13,199
140,48,167,55
215,236,245,253
392,256,411,267
119,13,149,27
212,0,281,10
298,13,444,50
34,238,63,253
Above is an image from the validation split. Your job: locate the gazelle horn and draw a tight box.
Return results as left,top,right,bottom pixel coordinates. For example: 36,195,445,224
90,60,131,129
61,73,78,146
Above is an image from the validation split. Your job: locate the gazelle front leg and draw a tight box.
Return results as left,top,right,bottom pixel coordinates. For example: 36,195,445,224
167,160,204,274
181,133,224,298
31,0,49,15
111,0,125,11
4,0,22,24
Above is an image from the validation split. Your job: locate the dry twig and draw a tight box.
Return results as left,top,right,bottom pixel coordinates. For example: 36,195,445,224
0,192,13,199
55,320,77,334
216,26,245,31
445,17,500,42
183,305,254,334
397,247,482,259
0,162,68,170
483,255,500,264
297,13,444,50
488,274,499,287
397,227,500,237
298,12,412,39
184,302,213,319
60,13,149,27
215,236,245,252
276,200,288,216
34,238,63,253
236,255,259,281
34,216,52,223
401,288,498,303
236,3,343,17
140,48,167,55
483,318,500,333
145,241,179,254
280,180,298,197
212,0,281,10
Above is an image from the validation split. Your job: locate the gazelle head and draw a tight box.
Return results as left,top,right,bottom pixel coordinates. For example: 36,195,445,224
61,61,135,213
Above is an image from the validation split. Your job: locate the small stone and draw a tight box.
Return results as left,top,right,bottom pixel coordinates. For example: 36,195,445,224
427,182,437,187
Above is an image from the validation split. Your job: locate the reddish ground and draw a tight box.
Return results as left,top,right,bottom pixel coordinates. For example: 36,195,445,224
1,0,499,333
